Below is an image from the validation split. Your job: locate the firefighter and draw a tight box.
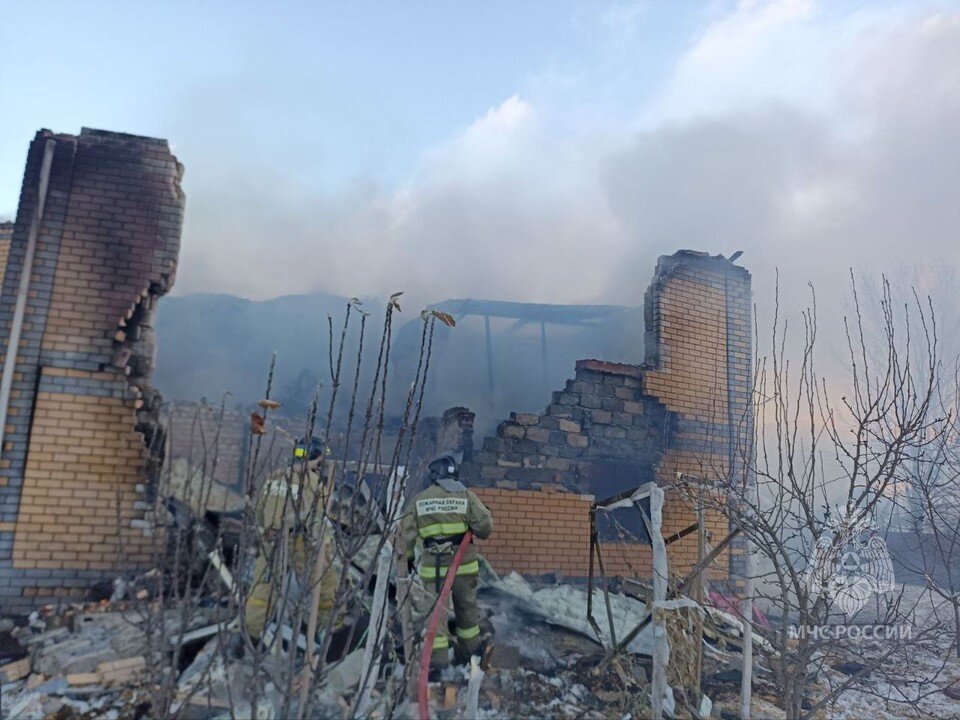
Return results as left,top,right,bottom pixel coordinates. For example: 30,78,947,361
243,437,340,642
402,455,493,670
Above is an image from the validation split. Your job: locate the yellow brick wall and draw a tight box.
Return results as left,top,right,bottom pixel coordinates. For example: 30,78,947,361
474,487,728,580
0,223,12,289
12,384,154,571
474,488,593,576
644,270,730,424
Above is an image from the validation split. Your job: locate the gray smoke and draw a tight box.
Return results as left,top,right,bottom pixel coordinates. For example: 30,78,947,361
166,5,960,321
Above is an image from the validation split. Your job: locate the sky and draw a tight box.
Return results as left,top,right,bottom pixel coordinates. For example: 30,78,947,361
1,0,959,318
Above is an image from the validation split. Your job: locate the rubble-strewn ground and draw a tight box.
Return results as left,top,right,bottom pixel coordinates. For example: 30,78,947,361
0,600,233,719
4,577,960,719
816,586,960,720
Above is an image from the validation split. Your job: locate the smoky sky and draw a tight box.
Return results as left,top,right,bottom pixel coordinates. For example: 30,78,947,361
164,3,960,323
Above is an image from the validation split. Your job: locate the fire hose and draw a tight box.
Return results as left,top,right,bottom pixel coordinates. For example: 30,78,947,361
417,530,474,720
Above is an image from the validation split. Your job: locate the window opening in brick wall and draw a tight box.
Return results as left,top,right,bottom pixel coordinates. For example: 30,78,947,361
588,462,653,543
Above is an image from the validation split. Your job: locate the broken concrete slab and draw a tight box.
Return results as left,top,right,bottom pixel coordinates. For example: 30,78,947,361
32,676,68,695
62,648,115,675
23,627,69,646
3,691,45,718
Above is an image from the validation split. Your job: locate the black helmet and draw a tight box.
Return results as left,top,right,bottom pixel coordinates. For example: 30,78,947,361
427,455,458,483
293,436,324,462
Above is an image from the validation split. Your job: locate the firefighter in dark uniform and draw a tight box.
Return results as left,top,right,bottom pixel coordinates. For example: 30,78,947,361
402,455,493,670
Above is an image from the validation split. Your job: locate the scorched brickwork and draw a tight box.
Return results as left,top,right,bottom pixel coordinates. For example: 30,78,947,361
166,401,247,490
0,129,183,611
463,250,752,584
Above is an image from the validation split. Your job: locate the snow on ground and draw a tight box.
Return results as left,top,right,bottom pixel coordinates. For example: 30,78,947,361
816,585,960,719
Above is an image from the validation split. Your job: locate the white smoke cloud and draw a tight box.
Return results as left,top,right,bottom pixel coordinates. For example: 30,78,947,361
171,1,960,321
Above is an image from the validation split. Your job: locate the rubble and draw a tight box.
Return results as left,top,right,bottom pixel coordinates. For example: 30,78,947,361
0,467,794,720
5,372,916,720
0,601,229,719
1,570,729,720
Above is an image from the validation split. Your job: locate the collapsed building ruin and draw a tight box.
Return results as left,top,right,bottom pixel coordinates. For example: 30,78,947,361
0,129,183,611
0,131,748,613
452,250,753,584
164,251,752,588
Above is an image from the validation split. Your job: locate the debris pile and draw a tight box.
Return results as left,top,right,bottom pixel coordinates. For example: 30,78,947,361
0,601,227,719
0,471,779,720
472,572,759,719
0,455,780,719
13,562,931,720
0,569,762,720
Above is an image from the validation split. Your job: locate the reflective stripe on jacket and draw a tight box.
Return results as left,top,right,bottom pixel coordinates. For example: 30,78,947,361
401,482,493,574
419,559,481,579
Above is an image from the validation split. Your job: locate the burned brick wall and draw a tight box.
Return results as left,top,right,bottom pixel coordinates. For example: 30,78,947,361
463,250,752,583
166,401,323,493
462,360,669,492
406,406,476,494
0,129,183,610
435,407,475,464
166,401,248,490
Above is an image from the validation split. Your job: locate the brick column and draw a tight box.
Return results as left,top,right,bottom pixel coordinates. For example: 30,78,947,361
0,129,183,610
462,250,752,584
